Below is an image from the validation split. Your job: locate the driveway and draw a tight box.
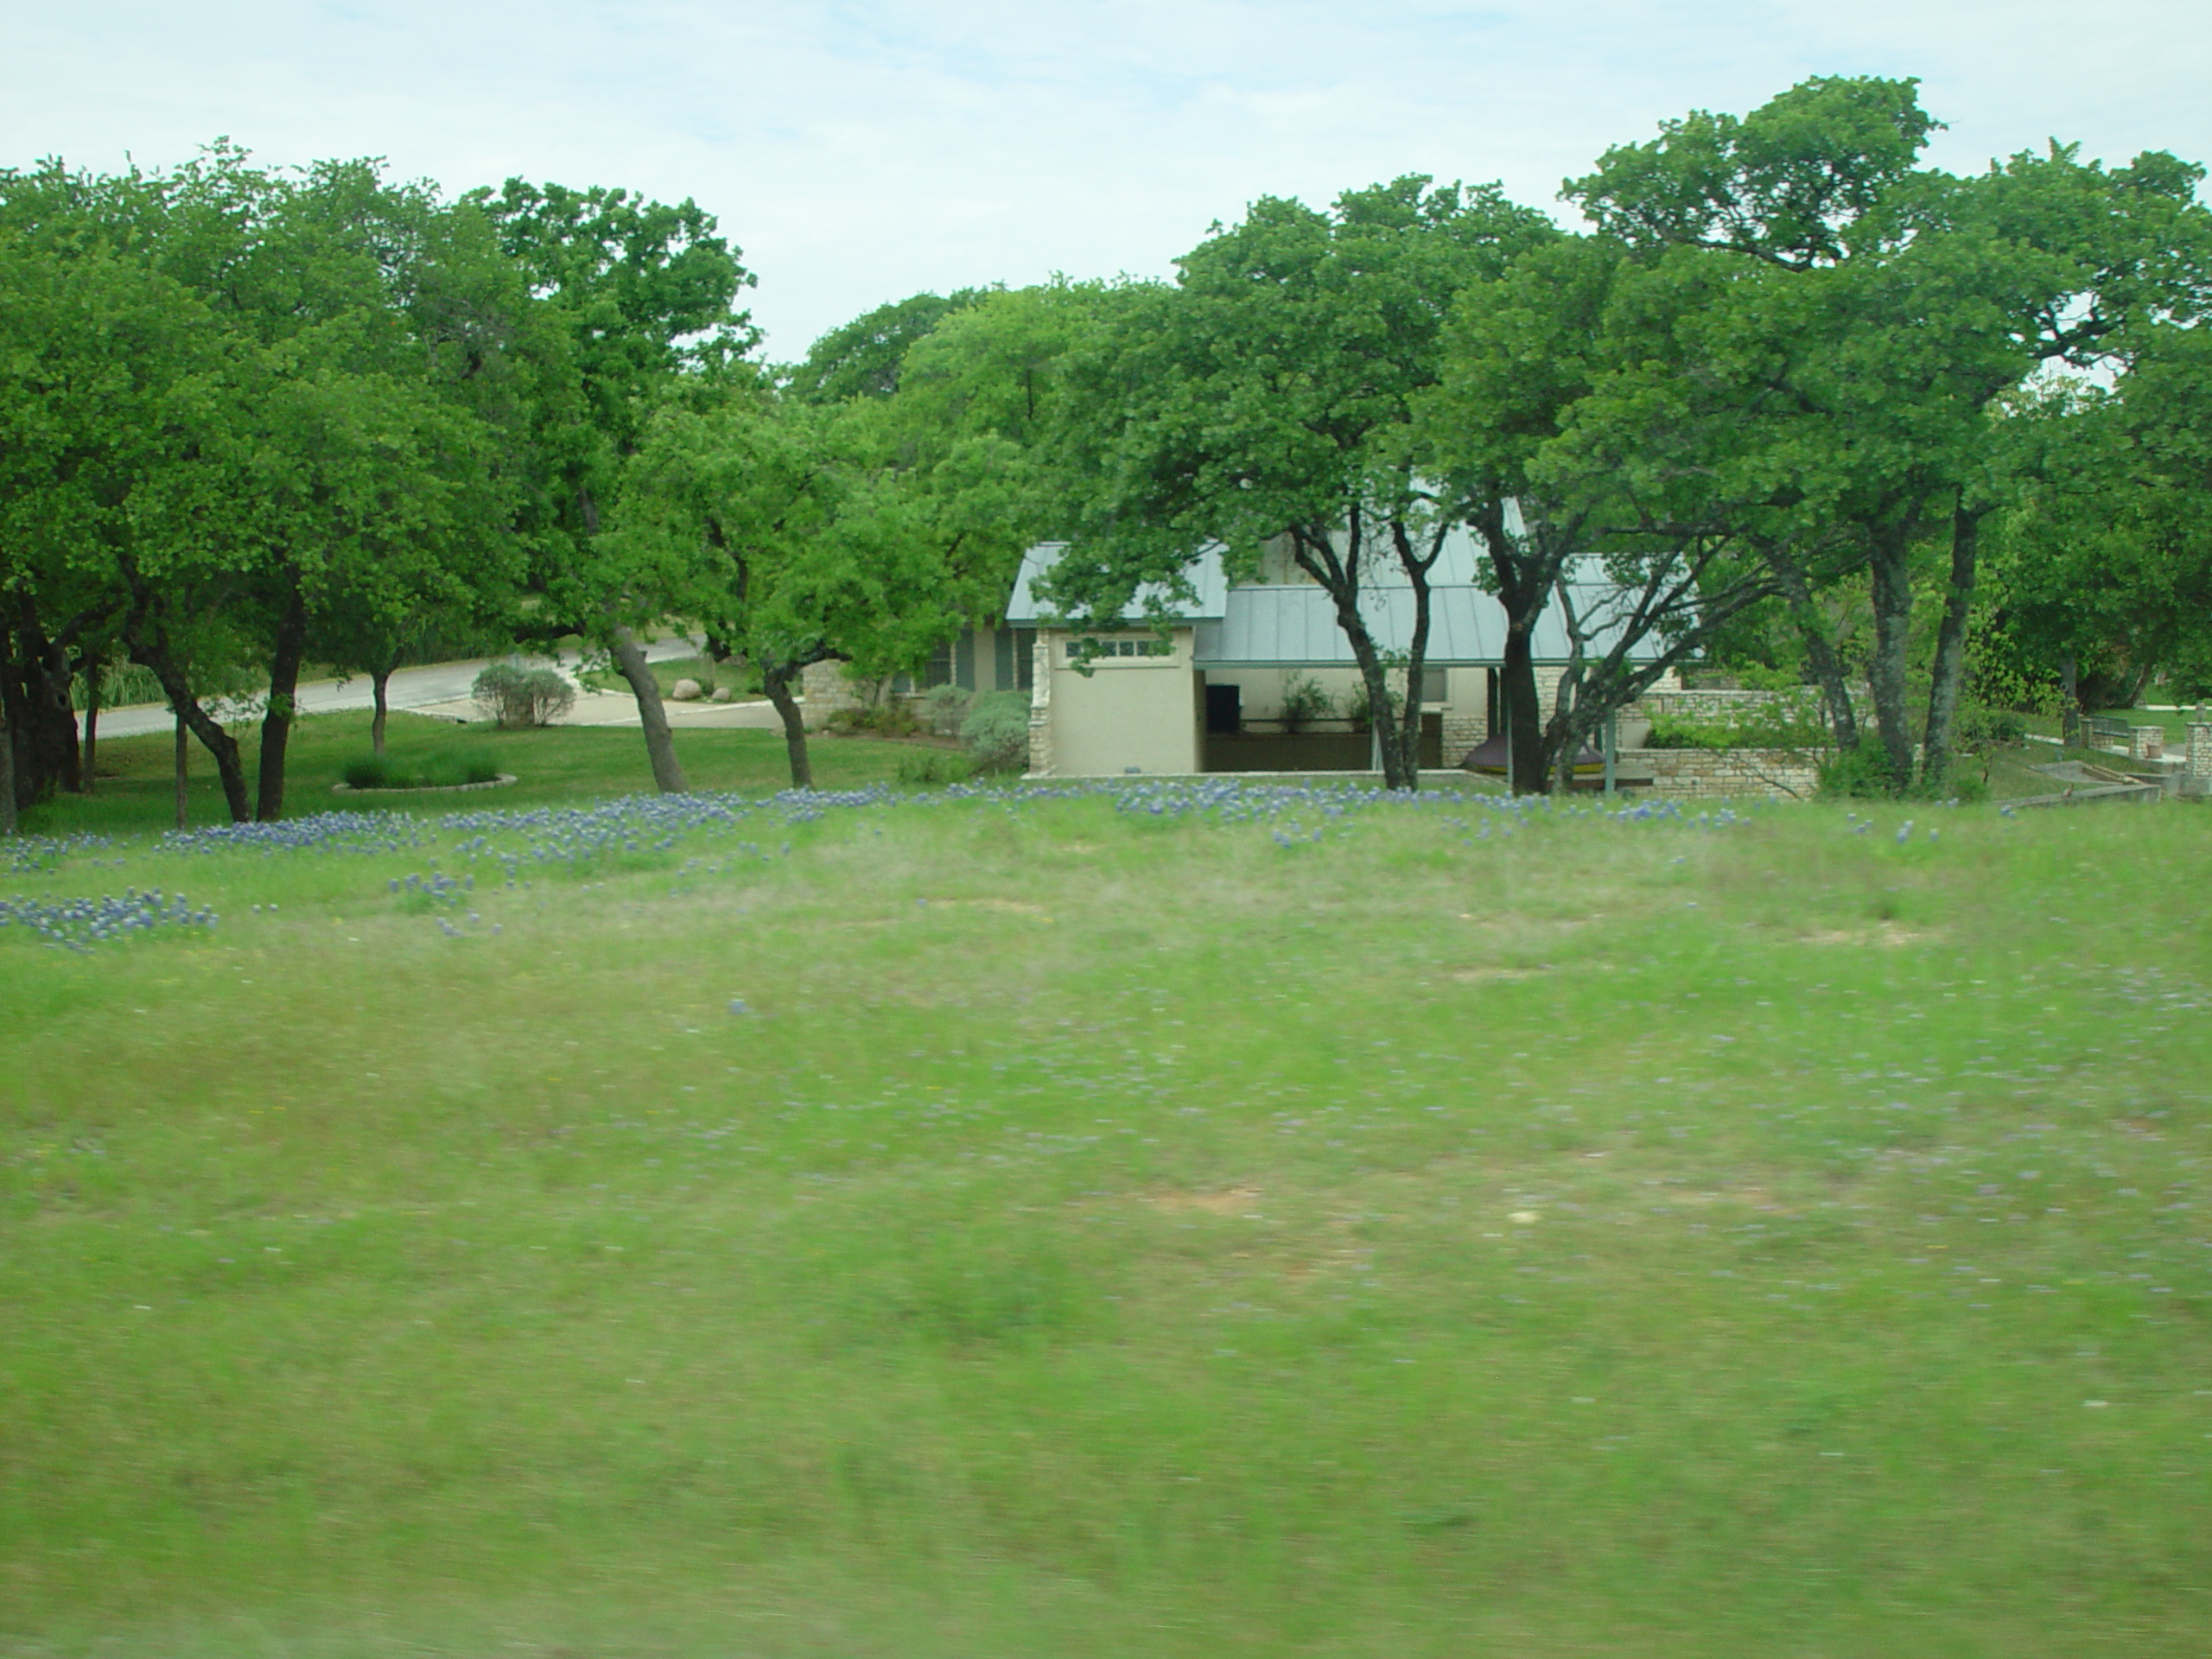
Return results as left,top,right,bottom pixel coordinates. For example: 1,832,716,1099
79,637,749,740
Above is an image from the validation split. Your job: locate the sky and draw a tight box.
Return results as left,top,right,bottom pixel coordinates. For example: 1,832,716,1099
6,1,2209,358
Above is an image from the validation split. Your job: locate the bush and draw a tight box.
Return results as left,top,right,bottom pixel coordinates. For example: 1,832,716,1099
896,751,975,785
920,683,974,737
1816,743,1900,799
471,662,574,728
826,701,922,739
960,691,1032,772
1278,673,1334,734
341,751,501,791
74,660,167,711
1345,679,1399,731
1645,694,1829,752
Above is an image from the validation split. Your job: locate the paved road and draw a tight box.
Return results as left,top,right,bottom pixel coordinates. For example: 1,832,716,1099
82,637,713,741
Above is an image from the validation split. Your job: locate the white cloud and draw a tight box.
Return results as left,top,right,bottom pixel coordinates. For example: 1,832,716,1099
5,0,2206,355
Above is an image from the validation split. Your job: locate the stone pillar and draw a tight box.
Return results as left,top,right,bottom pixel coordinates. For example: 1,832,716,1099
2131,724,2165,761
1027,632,1055,777
2185,724,2212,797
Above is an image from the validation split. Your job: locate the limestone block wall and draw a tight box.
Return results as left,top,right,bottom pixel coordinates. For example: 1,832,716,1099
1633,686,1840,723
1637,747,1822,801
1439,712,1486,762
2190,724,2212,779
799,660,866,715
2131,725,2167,760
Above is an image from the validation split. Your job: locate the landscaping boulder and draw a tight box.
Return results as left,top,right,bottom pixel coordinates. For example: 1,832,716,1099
709,686,733,703
670,677,702,702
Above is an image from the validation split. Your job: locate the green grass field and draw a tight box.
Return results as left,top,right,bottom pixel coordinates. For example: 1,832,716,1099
3,778,2209,1655
30,710,939,840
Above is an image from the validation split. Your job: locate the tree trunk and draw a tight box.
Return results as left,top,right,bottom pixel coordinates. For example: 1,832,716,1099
1768,550,1859,751
133,644,250,822
1499,626,1546,794
0,704,16,836
174,712,188,830
371,668,391,755
1313,561,1402,789
1920,501,1984,792
763,661,813,788
2060,657,2081,747
1290,516,1411,790
9,604,83,798
1390,575,1432,793
1865,530,1916,791
255,583,308,822
610,626,686,794
81,657,99,794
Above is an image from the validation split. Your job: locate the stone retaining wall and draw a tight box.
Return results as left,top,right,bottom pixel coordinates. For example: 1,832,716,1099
1635,747,1822,800
1633,686,1842,721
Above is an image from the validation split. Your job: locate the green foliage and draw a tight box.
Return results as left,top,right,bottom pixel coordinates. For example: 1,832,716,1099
919,683,974,737
893,750,974,785
1344,677,1400,731
959,690,1032,771
470,662,575,728
1277,673,1335,733
1645,695,1830,751
826,700,923,740
73,661,166,711
1817,742,1902,798
785,289,988,404
340,750,500,790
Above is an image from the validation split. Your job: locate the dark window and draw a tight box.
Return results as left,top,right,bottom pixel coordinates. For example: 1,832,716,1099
996,627,1035,691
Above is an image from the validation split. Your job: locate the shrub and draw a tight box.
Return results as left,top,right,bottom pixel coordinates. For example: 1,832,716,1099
342,755,400,790
827,701,922,738
1278,673,1334,734
1345,679,1399,730
471,662,574,728
341,750,502,791
960,691,1032,772
920,683,974,737
1645,693,1829,752
896,751,975,785
1817,743,1900,798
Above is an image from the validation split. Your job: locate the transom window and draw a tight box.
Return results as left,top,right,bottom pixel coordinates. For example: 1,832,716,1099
1067,638,1174,659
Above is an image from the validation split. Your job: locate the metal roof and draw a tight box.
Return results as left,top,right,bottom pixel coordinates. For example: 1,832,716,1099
1008,527,1669,667
1005,541,1229,624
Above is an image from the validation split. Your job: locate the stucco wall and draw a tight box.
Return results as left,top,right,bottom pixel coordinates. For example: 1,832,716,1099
1033,629,1202,777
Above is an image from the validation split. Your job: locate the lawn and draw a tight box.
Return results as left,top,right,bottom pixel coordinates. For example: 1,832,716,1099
3,783,2209,1655
27,709,941,839
575,653,764,702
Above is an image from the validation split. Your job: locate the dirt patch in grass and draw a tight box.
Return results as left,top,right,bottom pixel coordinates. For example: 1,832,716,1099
1144,1186,1263,1215
925,898,1052,918
1801,921,1941,948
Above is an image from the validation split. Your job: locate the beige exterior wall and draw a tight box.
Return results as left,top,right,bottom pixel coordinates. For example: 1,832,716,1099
1033,628,1202,777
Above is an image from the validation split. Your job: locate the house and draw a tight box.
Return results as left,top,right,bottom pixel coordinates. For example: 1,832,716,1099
803,516,1681,779
1011,524,1678,779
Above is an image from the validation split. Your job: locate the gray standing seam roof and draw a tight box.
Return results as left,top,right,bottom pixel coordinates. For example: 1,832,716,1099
1007,531,1668,667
